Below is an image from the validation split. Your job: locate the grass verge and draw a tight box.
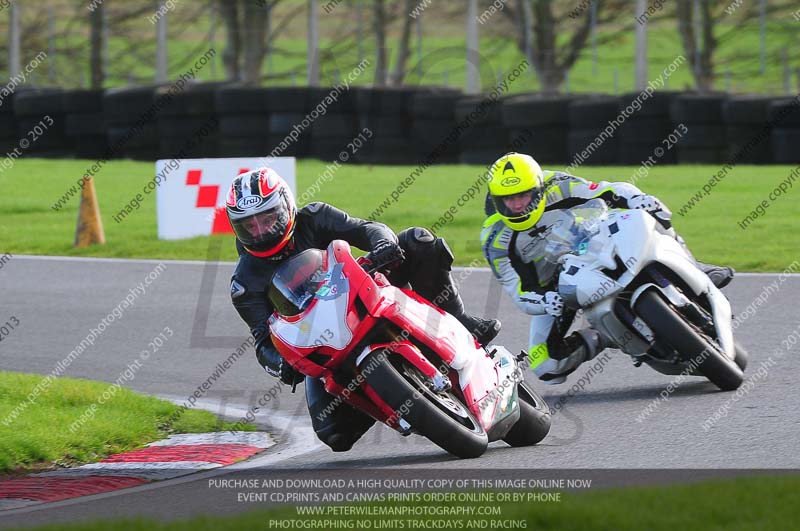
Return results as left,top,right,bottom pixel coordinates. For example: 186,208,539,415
0,159,796,271
0,371,251,473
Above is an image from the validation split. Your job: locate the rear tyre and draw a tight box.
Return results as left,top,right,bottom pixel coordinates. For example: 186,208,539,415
635,290,743,391
502,382,551,447
364,353,488,459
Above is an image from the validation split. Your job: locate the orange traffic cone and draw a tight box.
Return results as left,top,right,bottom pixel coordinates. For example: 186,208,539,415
74,177,106,247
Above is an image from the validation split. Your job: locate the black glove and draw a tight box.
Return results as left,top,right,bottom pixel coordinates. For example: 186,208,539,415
368,239,405,271
280,362,304,386
257,341,303,386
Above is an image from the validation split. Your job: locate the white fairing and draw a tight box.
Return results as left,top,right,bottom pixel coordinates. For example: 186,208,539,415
269,245,353,351
270,295,353,350
559,209,735,362
477,345,522,428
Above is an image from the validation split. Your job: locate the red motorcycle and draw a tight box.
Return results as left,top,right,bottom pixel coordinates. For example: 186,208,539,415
267,240,551,458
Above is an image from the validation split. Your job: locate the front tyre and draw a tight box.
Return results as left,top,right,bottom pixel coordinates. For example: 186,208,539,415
364,353,488,459
734,340,749,371
635,290,744,391
502,382,551,447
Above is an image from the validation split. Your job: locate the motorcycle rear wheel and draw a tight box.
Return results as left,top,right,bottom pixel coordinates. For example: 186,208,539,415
501,382,551,447
364,352,488,459
635,289,744,391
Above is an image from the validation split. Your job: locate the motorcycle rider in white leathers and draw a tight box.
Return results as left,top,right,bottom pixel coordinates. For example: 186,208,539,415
481,153,735,384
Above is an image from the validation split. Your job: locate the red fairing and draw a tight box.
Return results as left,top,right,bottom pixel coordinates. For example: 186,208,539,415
371,287,461,366
371,286,502,411
267,239,507,433
270,241,379,379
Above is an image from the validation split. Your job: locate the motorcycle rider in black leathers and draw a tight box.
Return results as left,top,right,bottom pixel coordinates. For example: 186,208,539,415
226,168,500,451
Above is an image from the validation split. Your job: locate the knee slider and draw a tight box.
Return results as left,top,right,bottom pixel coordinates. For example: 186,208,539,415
398,227,453,270
317,428,357,452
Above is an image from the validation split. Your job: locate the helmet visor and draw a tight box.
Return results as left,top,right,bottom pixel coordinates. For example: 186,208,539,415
491,188,544,222
231,192,291,252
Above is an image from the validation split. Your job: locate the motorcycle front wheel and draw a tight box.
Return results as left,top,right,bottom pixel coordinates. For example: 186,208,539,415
364,352,488,459
635,289,744,391
501,381,551,447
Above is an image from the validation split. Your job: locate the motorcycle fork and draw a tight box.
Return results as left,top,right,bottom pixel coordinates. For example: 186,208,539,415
384,328,453,394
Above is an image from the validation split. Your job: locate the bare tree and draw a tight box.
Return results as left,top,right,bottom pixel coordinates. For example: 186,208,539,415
217,0,309,84
373,0,389,86
491,0,633,94
89,2,104,88
674,0,799,92
218,0,242,80
675,0,716,92
389,0,414,86
242,1,270,83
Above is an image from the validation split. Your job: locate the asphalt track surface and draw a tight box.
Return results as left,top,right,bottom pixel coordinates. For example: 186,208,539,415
1,255,798,527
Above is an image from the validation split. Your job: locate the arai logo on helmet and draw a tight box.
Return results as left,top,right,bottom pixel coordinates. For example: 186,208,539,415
501,176,521,187
237,196,262,209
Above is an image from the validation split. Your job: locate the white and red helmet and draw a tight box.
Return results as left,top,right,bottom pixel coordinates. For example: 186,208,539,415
226,168,296,258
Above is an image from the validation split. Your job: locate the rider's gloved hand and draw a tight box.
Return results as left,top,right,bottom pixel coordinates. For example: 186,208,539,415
369,239,405,271
257,341,303,385
280,363,304,386
630,194,673,227
543,291,565,317
256,341,283,378
629,194,667,215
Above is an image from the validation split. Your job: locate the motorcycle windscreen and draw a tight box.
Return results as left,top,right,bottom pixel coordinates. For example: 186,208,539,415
269,252,354,350
533,200,608,283
268,249,327,316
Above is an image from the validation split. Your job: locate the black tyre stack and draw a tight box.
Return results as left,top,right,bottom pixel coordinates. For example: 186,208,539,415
768,99,800,163
104,86,162,161
410,89,462,163
501,94,572,164
669,93,728,163
0,89,19,156
63,89,108,160
309,86,358,162
355,87,418,164
308,87,358,161
567,96,622,165
617,92,678,165
14,89,71,158
156,84,221,159
216,86,271,157
265,88,311,158
721,96,774,164
456,94,508,165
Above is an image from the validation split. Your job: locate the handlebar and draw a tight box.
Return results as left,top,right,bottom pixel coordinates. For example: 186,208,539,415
357,253,379,275
358,252,403,276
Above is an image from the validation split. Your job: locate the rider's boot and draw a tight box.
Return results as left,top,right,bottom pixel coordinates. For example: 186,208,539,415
392,227,500,347
695,261,735,289
536,329,611,385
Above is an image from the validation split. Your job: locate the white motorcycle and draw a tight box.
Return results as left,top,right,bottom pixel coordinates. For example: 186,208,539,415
538,199,746,391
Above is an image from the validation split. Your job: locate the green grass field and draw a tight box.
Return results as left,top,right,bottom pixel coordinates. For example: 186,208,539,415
0,159,796,272
0,371,251,473
13,475,800,531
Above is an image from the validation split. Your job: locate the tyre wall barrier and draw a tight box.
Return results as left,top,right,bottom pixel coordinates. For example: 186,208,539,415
1,83,796,166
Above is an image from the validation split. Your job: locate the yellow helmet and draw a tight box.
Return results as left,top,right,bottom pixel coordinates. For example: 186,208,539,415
487,152,546,231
